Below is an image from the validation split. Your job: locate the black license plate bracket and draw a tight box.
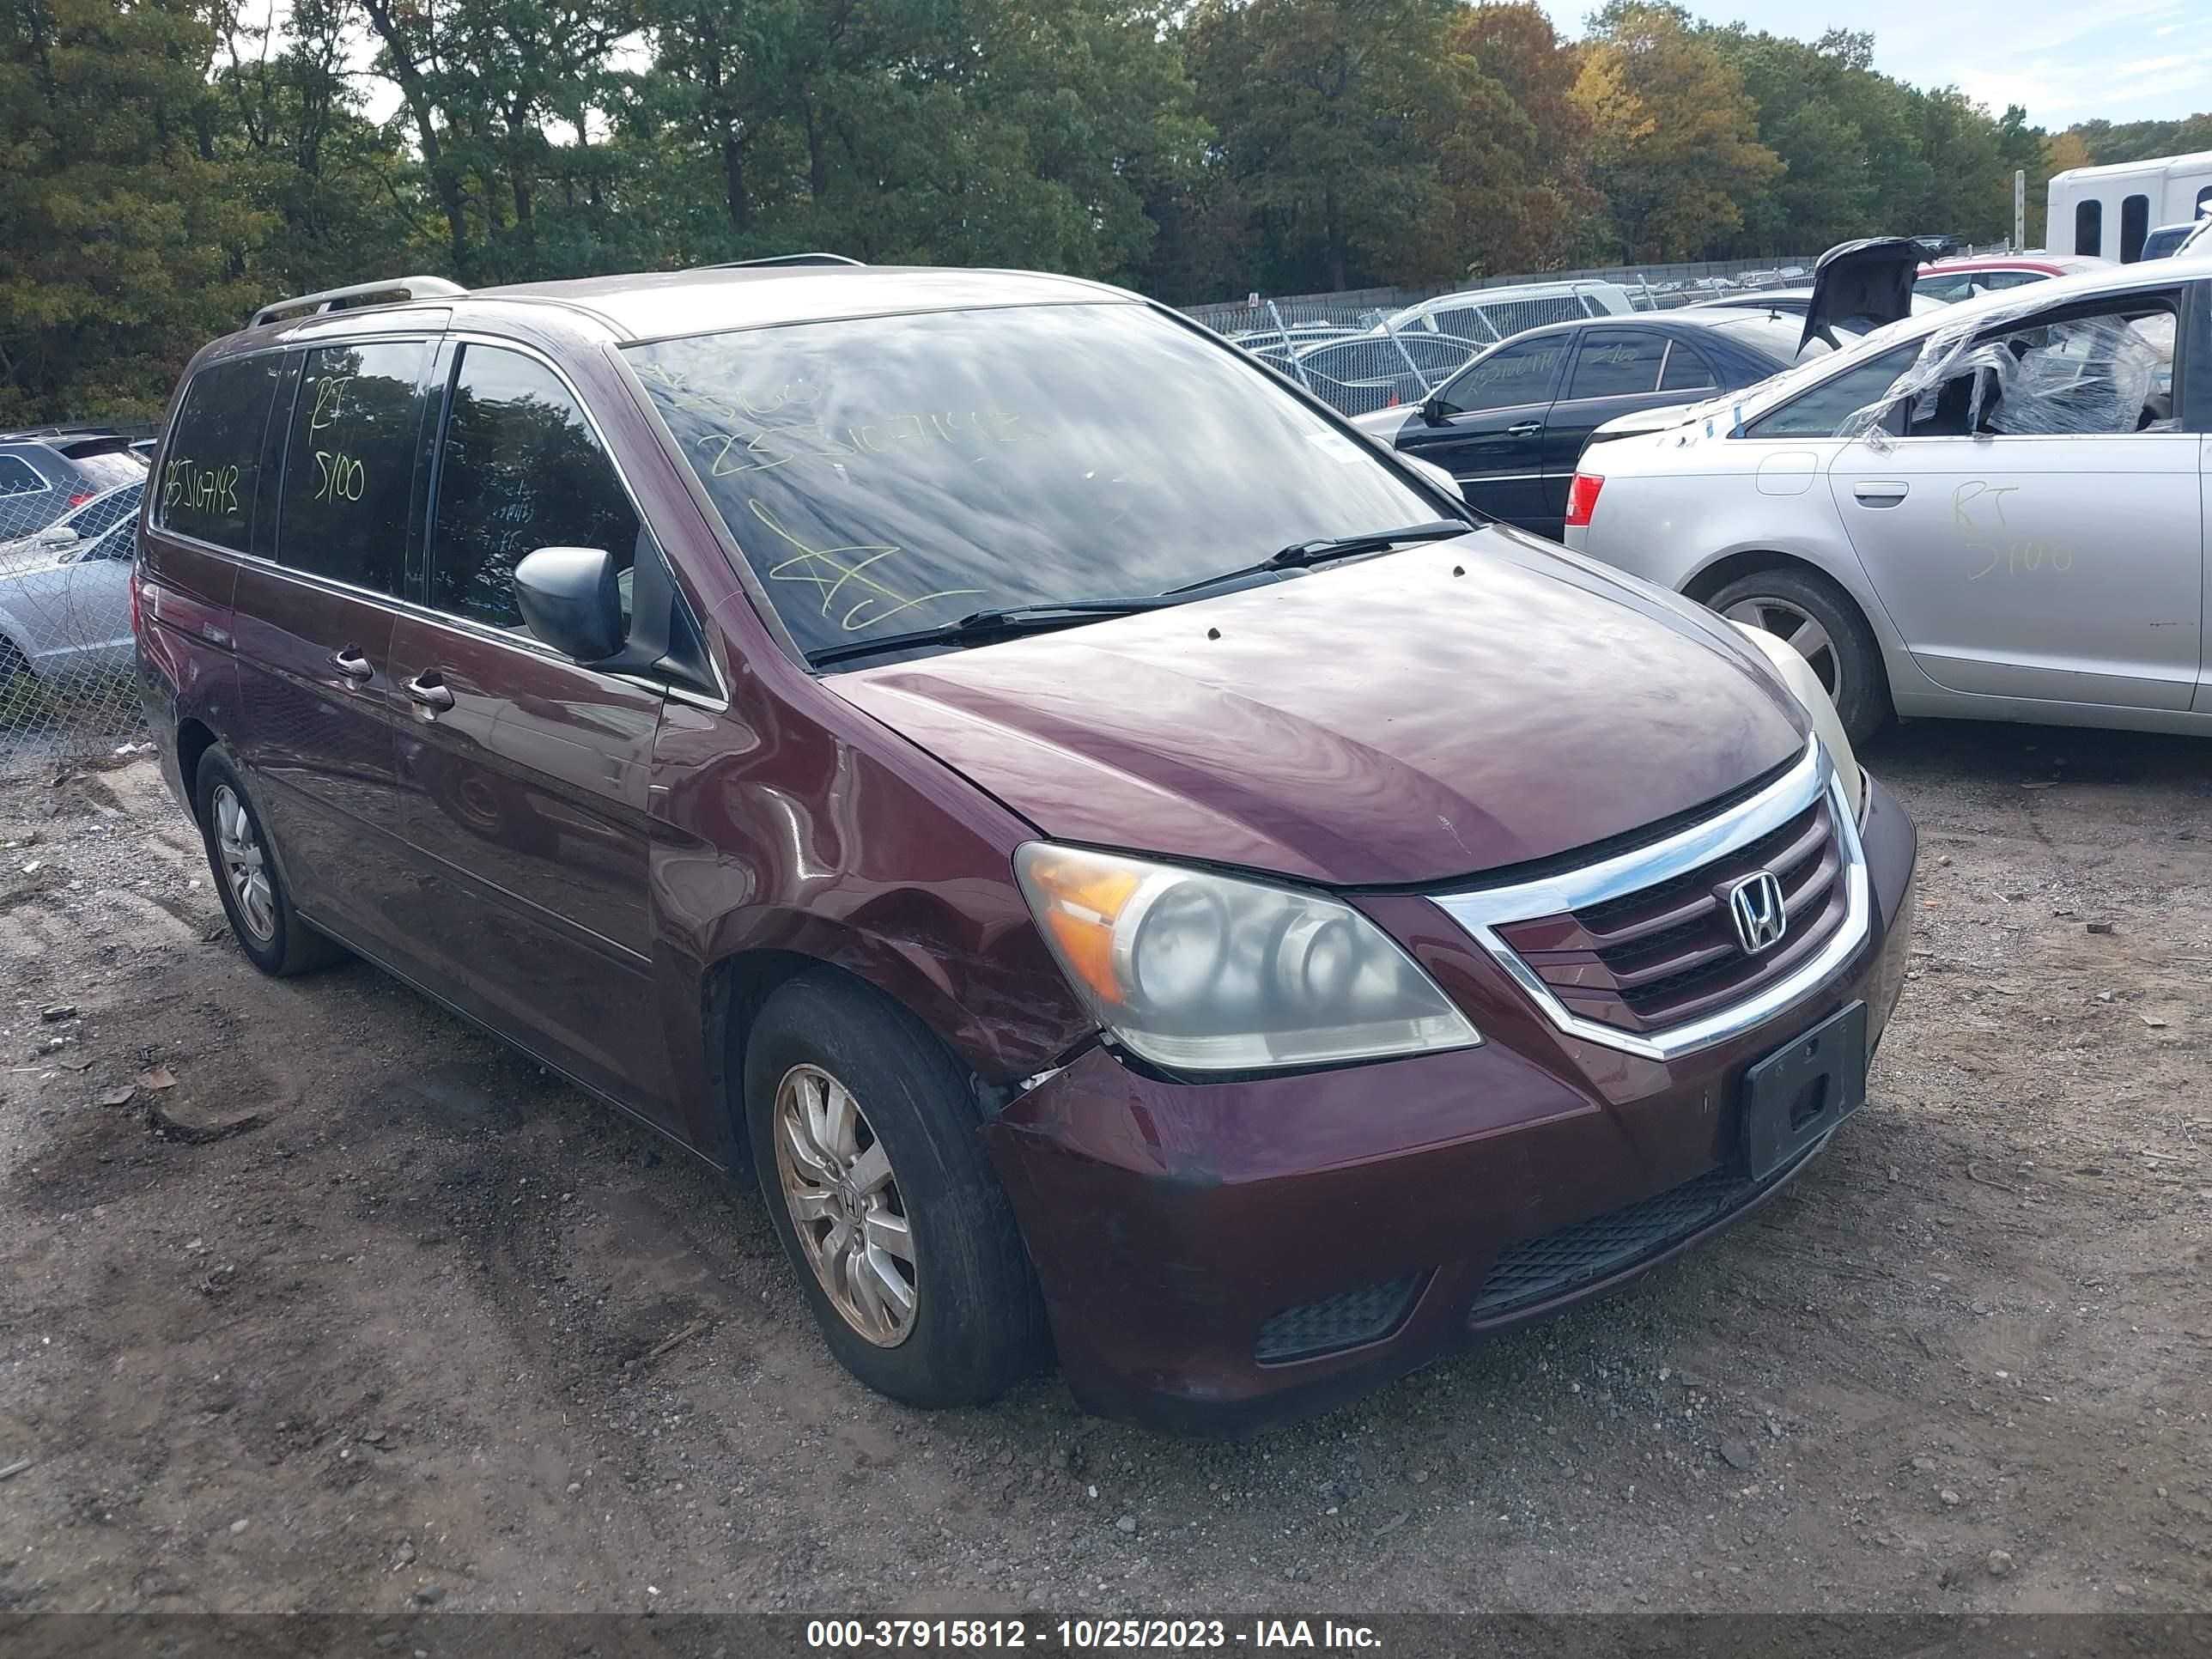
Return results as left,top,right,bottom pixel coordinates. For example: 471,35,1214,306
1740,1001,1868,1183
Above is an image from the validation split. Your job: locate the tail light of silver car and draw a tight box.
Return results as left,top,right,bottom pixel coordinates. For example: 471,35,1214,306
1565,472,1604,528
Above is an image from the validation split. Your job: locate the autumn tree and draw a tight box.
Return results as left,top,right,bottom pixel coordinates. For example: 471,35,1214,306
1574,0,1780,260
1440,1,1607,272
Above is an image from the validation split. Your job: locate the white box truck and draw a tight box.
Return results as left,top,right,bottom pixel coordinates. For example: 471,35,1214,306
2046,150,2212,263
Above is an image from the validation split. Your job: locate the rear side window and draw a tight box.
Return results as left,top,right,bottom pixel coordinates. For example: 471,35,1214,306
427,345,639,634
274,340,430,594
1747,343,1922,437
158,354,285,551
1567,331,1665,398
0,454,46,496
72,450,147,492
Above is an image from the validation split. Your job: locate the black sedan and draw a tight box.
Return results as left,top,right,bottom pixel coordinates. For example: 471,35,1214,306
1350,310,1806,541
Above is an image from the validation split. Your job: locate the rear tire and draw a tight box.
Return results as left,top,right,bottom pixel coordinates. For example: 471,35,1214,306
193,746,345,977
1706,566,1890,746
744,970,1048,1408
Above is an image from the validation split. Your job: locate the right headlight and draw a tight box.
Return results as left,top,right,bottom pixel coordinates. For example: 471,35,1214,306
1014,843,1480,1073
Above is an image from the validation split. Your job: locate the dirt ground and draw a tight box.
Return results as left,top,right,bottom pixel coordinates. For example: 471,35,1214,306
1,723,2208,1617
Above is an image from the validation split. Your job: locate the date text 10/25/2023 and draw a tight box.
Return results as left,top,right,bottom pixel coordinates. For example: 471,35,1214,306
805,1618,1383,1650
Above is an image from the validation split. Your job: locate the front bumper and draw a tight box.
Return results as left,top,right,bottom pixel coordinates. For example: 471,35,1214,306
981,774,1917,1433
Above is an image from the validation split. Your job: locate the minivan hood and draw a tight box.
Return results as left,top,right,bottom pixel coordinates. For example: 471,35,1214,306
830,529,1808,887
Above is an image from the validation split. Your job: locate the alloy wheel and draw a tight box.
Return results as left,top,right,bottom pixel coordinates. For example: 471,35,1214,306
772,1063,918,1347
1723,596,1840,699
212,783,276,943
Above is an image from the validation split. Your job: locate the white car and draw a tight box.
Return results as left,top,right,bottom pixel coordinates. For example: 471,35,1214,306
0,481,140,682
1371,281,1633,345
1561,262,2197,744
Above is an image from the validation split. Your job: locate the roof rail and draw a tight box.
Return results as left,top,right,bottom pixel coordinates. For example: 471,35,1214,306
251,275,467,330
692,252,865,270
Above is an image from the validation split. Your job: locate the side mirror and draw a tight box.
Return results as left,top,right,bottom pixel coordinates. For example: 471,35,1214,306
35,525,80,547
514,546,623,663
1419,393,1447,426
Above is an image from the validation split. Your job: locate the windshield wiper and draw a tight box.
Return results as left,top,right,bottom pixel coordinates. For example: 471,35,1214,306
806,598,1173,670
1162,520,1470,597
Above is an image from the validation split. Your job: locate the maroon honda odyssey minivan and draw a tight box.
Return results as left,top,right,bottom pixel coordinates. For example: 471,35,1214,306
135,259,1916,1431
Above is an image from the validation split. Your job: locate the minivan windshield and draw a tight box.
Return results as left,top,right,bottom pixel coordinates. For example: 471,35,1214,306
625,302,1443,665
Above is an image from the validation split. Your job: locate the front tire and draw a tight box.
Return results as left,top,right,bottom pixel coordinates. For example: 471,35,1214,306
193,746,344,977
1707,566,1890,746
744,970,1048,1407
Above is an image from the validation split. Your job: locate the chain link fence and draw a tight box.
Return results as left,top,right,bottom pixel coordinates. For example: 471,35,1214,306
0,425,155,778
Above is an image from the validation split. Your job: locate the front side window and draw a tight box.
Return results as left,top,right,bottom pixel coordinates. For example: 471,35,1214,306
1900,298,2179,439
1437,335,1570,414
428,345,639,634
157,353,286,552
1746,343,1923,437
627,303,1437,665
274,340,429,592
1565,331,1666,398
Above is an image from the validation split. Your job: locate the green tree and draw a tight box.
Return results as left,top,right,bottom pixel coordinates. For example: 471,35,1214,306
0,0,270,421
1184,0,1471,291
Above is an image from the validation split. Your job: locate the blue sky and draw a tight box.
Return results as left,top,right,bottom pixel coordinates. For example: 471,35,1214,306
1544,0,2212,128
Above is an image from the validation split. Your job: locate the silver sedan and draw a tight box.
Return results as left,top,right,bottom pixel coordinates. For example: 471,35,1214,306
1562,264,2200,744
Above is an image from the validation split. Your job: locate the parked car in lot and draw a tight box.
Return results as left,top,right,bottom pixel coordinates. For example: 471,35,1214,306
0,429,148,539
1277,330,1486,416
1351,309,1820,538
1913,253,2111,305
0,482,141,681
138,262,1916,1431
1370,280,1634,343
1689,289,1945,321
1563,262,2200,748
2138,222,2199,261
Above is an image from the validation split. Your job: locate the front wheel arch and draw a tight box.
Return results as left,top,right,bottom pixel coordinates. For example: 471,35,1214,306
1686,555,1893,745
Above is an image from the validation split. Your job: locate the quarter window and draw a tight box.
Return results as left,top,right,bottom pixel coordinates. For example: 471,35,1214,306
274,340,428,593
1659,340,1718,392
157,354,286,553
428,346,639,635
1566,331,1666,398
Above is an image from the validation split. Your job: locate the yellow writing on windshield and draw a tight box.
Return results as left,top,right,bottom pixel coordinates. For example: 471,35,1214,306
747,499,981,633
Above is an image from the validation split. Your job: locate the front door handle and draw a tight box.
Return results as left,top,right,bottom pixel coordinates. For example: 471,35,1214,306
330,647,374,681
405,672,456,714
1852,480,1909,506
1505,421,1542,437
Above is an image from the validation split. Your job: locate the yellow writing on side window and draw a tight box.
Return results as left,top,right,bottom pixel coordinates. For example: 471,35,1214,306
162,457,240,517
